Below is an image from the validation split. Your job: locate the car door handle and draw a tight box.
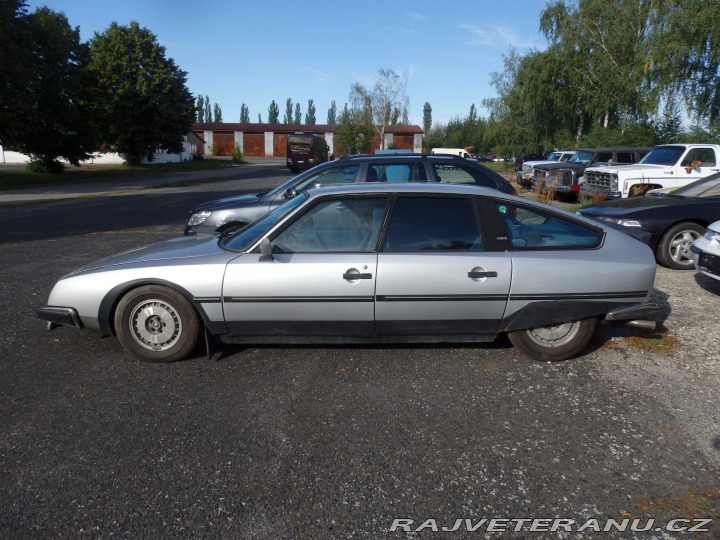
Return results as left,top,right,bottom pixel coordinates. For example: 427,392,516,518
468,271,498,278
343,272,372,280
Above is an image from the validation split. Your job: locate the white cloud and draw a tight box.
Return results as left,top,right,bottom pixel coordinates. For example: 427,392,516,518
458,23,538,50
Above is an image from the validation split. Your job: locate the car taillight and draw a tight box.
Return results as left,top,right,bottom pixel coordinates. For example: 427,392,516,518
509,189,517,196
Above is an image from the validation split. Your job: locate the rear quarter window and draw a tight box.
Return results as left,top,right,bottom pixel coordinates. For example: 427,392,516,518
495,202,601,249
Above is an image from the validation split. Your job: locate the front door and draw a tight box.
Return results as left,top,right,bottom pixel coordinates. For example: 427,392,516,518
222,195,388,338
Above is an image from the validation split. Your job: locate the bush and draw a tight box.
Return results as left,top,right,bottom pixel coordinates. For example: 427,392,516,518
27,158,65,174
232,145,245,164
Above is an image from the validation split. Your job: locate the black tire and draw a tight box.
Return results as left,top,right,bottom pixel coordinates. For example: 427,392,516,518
508,318,598,362
656,222,704,270
114,285,201,362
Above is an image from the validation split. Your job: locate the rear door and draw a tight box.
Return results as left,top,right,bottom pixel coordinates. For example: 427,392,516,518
374,195,511,336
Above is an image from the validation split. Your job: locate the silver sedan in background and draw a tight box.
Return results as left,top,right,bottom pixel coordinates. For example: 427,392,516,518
38,184,659,363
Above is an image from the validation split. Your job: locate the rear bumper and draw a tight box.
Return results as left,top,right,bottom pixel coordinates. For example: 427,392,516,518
37,306,83,330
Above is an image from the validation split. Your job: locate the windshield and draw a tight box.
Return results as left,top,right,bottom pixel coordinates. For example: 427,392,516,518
671,173,720,198
220,193,309,251
547,152,562,161
569,150,594,164
639,146,686,166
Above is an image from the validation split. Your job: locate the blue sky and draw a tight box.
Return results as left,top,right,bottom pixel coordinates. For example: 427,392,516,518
27,0,550,126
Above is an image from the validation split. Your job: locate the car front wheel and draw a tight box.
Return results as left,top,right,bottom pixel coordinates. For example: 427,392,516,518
114,285,201,362
656,222,704,269
508,318,598,361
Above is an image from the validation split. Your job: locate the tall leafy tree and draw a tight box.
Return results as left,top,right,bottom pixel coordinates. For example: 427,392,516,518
294,102,301,124
11,7,99,171
195,95,204,122
655,0,720,124
327,100,337,125
422,102,432,151
89,22,194,165
0,0,33,147
283,98,293,123
239,103,249,123
350,68,410,149
305,99,316,125
212,103,223,122
268,100,279,123
204,94,211,123
335,102,374,155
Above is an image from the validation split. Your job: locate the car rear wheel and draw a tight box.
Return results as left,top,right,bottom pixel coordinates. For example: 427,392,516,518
656,222,704,269
508,318,598,362
114,285,201,362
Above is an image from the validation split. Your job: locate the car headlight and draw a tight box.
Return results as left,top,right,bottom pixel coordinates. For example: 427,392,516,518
704,228,720,241
596,216,642,227
187,210,212,226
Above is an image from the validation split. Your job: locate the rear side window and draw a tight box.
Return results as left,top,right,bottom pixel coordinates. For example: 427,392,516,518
431,162,497,188
366,162,428,183
383,197,483,252
496,202,601,249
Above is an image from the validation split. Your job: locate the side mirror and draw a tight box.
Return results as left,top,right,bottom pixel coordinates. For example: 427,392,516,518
259,237,274,262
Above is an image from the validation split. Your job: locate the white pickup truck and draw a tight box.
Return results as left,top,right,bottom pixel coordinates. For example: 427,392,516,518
581,144,720,199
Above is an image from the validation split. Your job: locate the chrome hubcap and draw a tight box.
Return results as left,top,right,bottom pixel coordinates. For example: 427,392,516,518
129,299,182,351
669,230,700,265
526,321,580,348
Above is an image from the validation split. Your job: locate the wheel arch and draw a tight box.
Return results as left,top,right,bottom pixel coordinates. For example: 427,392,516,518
500,300,608,333
97,279,218,337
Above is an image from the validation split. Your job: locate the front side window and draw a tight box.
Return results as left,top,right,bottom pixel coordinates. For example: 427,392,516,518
383,197,483,252
272,197,388,253
496,202,601,249
295,165,360,190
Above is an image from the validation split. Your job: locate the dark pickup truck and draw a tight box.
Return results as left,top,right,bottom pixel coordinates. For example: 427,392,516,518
531,147,649,199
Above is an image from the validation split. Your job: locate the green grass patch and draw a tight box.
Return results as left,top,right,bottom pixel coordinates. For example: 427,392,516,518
0,158,239,191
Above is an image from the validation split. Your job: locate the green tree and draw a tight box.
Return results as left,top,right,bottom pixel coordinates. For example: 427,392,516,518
0,0,33,147
204,94,211,123
327,100,337,125
350,68,410,149
294,102,301,124
258,113,262,123
655,0,720,124
335,102,374,155
89,22,194,165
422,102,432,151
268,100,279,123
195,95,204,122
283,98,292,123
11,7,99,171
305,99,316,125
212,102,223,122
239,103,249,123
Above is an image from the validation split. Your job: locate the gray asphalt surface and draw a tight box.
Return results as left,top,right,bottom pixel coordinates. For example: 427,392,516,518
0,165,718,538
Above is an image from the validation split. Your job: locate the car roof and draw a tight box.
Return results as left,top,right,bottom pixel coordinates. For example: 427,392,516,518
334,153,471,163
305,182,509,198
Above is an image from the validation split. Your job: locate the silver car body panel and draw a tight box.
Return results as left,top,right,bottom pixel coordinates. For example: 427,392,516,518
39,183,659,349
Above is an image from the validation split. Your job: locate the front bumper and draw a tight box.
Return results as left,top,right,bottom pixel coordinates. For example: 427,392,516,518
579,184,621,199
37,306,83,330
692,244,720,281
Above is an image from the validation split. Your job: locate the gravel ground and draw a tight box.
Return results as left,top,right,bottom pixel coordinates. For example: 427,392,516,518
595,266,720,466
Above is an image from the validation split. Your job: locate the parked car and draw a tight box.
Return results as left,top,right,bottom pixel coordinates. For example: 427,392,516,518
532,147,650,199
516,150,576,187
577,172,720,269
184,154,515,235
38,183,659,363
692,220,720,282
582,143,720,199
513,151,551,171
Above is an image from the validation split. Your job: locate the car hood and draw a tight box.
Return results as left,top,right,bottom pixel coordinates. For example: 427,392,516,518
587,163,665,173
580,195,692,216
191,192,265,212
65,236,229,276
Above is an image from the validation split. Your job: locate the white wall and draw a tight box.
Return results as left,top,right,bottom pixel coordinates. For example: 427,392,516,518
0,141,197,165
